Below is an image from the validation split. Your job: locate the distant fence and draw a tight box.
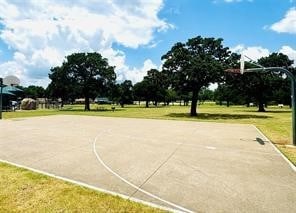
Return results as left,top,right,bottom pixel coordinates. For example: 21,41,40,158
36,98,61,109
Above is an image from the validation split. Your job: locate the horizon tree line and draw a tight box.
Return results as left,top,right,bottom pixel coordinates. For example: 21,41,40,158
19,35,295,116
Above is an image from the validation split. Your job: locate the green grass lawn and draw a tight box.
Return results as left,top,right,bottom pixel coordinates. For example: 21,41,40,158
1,103,295,212
0,162,165,213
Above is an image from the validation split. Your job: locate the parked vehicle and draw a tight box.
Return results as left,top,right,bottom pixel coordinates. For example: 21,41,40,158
94,97,112,104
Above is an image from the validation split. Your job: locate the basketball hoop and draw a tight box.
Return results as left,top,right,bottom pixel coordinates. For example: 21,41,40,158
224,55,245,74
224,69,241,74
3,75,20,86
227,53,296,146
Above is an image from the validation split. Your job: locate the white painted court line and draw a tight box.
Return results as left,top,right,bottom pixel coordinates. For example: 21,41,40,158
253,125,296,172
93,131,194,213
0,159,179,213
205,146,217,150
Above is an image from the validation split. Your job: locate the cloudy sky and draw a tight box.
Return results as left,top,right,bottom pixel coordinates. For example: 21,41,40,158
0,0,295,87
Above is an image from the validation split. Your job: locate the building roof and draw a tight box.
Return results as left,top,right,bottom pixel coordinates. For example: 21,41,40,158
1,86,23,96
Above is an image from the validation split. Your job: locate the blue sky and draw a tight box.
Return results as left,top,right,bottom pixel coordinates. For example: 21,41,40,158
0,0,295,87
121,0,296,67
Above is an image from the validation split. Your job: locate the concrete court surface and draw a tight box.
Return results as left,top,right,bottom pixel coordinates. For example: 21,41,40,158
0,115,296,212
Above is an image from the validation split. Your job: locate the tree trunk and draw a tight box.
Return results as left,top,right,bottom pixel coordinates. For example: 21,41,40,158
258,101,265,112
145,100,149,108
190,90,199,116
85,96,90,111
226,100,230,107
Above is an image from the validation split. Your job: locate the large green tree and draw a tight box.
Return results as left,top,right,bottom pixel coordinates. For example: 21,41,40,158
118,80,134,107
47,65,78,106
224,52,294,111
23,85,46,99
244,53,293,112
199,87,214,104
162,36,230,116
133,69,168,108
144,69,167,106
49,52,116,111
133,80,151,107
221,53,250,106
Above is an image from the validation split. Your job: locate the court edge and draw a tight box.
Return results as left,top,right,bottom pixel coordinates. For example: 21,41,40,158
252,125,296,172
0,159,182,213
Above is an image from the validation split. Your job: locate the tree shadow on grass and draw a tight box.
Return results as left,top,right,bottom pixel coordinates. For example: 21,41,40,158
60,108,125,112
263,110,291,114
237,109,291,114
166,113,269,120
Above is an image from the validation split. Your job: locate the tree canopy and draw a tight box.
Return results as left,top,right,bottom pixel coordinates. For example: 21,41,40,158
48,52,116,110
224,53,294,111
22,85,46,99
162,36,230,116
118,80,134,107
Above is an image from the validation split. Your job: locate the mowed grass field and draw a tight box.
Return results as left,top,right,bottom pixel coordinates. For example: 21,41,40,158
1,103,295,212
0,162,164,213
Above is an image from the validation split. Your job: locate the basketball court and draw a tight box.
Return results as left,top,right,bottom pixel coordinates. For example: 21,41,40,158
0,115,296,212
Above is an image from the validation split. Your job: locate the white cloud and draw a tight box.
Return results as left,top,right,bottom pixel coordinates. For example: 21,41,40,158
0,0,170,87
0,61,27,84
270,7,296,34
279,45,296,66
123,59,158,84
231,44,296,66
98,48,157,84
231,44,270,61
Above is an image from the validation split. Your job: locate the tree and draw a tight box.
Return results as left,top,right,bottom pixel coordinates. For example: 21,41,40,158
133,69,168,108
199,88,214,104
59,52,116,111
133,79,153,107
118,80,134,107
214,83,243,106
47,65,78,106
164,88,177,105
224,52,294,111
222,53,250,106
245,53,293,112
272,78,291,106
162,36,230,116
107,83,121,104
144,69,167,106
23,85,46,99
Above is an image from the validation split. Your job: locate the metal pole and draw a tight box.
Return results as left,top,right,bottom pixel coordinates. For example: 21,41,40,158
244,67,296,146
291,78,296,146
0,78,2,120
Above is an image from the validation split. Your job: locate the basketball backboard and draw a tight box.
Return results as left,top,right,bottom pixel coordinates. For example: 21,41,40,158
3,75,20,86
240,55,245,74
